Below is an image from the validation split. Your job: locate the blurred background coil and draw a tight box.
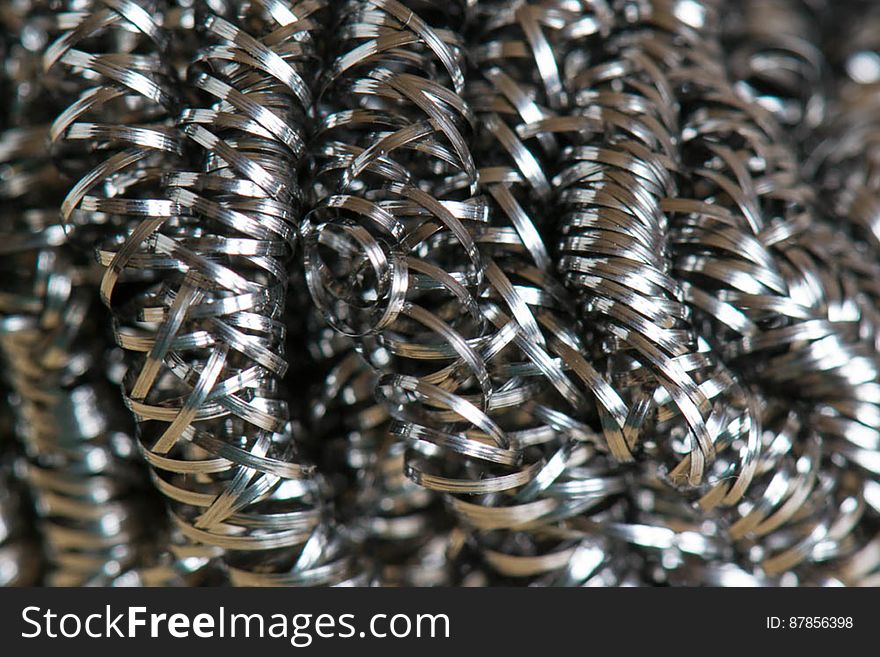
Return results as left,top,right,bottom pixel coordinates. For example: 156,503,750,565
666,0,876,582
0,0,197,586
0,394,42,587
305,316,457,585
721,0,829,145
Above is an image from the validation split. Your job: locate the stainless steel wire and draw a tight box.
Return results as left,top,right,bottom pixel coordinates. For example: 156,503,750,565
45,0,369,586
551,0,758,496
306,315,456,585
0,0,878,587
721,0,828,143
0,238,172,585
0,395,43,587
666,0,877,582
304,0,640,583
0,1,198,586
802,1,880,585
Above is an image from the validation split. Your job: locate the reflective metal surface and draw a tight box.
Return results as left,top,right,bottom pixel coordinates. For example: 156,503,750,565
0,0,877,586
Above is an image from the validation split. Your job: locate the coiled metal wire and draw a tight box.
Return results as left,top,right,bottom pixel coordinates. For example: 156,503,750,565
45,0,369,586
667,0,876,582
0,1,196,586
306,315,456,585
721,0,828,142
803,1,880,585
306,0,640,583
551,0,753,492
0,239,168,585
0,0,879,587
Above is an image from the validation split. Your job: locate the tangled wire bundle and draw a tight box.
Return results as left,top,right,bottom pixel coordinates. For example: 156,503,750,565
0,0,878,587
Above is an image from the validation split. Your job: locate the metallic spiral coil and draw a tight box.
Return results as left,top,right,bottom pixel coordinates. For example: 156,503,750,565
664,2,878,581
305,0,500,560
0,238,166,585
454,0,640,582
801,5,880,583
305,0,637,582
163,0,363,586
0,132,166,585
0,2,194,586
45,0,365,586
524,0,878,583
1,0,879,588
548,0,763,505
